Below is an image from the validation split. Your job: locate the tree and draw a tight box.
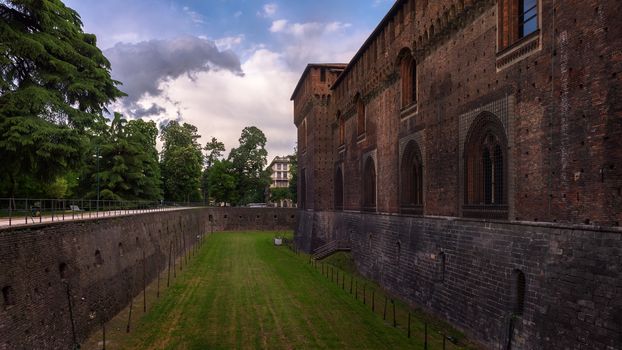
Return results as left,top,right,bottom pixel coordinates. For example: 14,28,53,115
77,113,162,200
207,159,237,205
160,121,203,202
204,137,225,168
0,0,125,197
270,187,291,204
288,150,298,203
201,137,225,203
228,126,270,205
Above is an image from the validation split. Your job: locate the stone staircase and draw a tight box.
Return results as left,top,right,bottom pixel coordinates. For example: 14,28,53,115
312,240,351,260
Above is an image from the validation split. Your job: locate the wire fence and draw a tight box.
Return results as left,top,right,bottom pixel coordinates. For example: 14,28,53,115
283,241,476,350
0,198,203,228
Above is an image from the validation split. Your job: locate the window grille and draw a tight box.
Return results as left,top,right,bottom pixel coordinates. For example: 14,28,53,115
463,114,508,219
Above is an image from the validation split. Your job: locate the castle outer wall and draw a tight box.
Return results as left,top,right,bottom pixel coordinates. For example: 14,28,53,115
292,0,622,348
0,208,296,349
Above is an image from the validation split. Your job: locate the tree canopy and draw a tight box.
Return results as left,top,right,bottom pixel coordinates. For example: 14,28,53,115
228,126,270,205
77,113,162,200
160,121,203,202
0,0,125,197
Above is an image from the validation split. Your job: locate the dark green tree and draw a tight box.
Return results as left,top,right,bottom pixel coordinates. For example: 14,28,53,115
204,137,225,168
201,137,225,203
288,150,298,203
0,0,125,197
207,159,237,206
160,121,203,202
228,126,270,205
270,187,291,203
78,113,162,200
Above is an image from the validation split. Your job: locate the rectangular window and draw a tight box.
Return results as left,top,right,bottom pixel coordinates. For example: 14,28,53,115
320,68,326,82
519,0,538,38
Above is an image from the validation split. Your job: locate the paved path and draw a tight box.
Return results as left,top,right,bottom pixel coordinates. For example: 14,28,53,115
0,207,194,229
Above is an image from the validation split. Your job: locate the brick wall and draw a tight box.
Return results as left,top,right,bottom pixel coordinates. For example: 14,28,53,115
0,208,296,349
295,211,622,349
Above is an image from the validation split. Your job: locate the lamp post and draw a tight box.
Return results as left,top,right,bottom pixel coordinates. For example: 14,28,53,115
93,146,102,215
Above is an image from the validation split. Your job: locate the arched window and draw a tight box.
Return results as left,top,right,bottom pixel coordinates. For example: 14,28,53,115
363,157,376,211
337,111,345,146
95,250,103,266
335,166,344,210
438,252,446,282
400,140,423,215
2,286,15,308
463,113,508,219
59,262,68,280
399,49,417,108
300,168,307,209
511,269,526,315
356,95,366,136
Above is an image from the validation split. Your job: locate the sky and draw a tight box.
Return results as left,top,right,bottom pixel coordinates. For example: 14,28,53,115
64,0,394,161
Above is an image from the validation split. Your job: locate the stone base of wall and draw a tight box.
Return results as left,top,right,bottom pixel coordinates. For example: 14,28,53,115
294,210,622,350
0,207,296,350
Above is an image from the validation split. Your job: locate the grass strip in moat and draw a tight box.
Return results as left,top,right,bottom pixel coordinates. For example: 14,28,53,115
85,231,477,349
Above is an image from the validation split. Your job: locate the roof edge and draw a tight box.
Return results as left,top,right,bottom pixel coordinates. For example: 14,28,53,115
290,63,347,101
331,0,407,90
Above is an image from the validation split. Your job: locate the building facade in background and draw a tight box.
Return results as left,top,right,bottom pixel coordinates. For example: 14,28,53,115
292,0,621,349
266,156,294,207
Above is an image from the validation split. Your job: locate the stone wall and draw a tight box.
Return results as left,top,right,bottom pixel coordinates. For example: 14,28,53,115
0,207,296,350
295,211,622,350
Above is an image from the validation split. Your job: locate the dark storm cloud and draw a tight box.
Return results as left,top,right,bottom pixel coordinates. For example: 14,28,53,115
105,36,244,112
132,103,167,118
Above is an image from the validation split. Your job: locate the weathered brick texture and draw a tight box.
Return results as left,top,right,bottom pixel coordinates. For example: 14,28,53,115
296,212,622,349
292,0,622,348
0,208,296,349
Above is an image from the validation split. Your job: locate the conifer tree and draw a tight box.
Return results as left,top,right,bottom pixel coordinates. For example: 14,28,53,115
0,0,125,197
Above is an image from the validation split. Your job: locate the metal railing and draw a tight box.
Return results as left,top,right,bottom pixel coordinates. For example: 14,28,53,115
0,198,202,228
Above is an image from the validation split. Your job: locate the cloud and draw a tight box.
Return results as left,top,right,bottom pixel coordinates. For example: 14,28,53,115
270,20,351,37
258,3,278,17
215,35,245,51
183,6,204,24
104,36,244,114
134,49,299,160
132,103,167,118
268,19,364,71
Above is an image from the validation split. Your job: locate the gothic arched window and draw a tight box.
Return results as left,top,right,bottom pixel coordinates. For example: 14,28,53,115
400,140,423,215
362,157,376,211
463,113,508,219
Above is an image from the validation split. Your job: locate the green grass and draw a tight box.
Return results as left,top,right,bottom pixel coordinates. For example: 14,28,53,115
89,232,476,349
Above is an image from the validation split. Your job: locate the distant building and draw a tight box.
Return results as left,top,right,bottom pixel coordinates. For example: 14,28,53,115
266,156,294,207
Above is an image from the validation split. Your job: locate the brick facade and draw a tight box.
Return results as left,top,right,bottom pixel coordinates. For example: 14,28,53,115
292,0,622,348
0,208,296,349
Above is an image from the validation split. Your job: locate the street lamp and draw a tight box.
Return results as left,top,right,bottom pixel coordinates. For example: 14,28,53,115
93,146,103,215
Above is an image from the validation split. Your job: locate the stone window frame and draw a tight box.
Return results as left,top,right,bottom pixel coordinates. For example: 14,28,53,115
399,132,426,215
496,0,542,71
361,149,377,212
459,97,515,220
397,47,418,118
